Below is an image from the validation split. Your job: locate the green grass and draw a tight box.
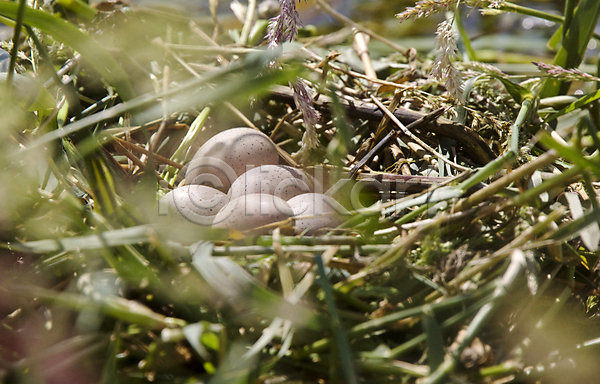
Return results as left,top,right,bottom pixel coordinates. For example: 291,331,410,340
1,1,600,383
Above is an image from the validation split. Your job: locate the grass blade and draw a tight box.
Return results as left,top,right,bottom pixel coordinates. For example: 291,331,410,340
315,255,357,384
545,89,600,122
539,0,600,97
564,192,599,251
423,307,445,371
11,284,181,329
0,2,136,100
12,225,159,253
191,242,326,331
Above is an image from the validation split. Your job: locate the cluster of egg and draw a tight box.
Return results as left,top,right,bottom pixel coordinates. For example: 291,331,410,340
160,128,343,235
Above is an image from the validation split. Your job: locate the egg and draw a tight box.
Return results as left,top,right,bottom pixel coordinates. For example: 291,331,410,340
185,127,279,192
159,185,229,226
287,193,346,235
213,193,293,233
228,164,315,201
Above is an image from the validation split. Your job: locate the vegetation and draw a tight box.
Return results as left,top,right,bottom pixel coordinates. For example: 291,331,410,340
1,0,600,383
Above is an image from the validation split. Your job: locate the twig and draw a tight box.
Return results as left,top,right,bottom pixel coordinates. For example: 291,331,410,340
189,21,229,65
189,21,221,47
269,85,496,165
369,95,471,172
301,47,412,89
352,30,377,81
143,66,170,168
349,107,447,178
211,244,392,257
165,44,261,55
114,138,184,169
240,0,257,45
43,53,82,88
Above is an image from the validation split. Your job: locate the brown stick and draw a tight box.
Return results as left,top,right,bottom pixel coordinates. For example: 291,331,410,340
114,138,184,170
350,107,447,178
268,85,496,166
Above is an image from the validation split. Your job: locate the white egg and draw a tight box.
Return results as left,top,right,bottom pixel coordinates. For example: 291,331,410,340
159,185,229,226
228,165,315,201
287,193,346,235
185,127,279,192
213,193,293,233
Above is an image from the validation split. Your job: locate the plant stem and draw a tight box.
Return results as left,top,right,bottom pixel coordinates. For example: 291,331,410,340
315,255,358,384
6,0,27,92
454,149,558,212
421,251,527,384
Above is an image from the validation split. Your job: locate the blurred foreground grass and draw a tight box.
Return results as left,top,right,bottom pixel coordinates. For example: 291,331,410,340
1,0,600,383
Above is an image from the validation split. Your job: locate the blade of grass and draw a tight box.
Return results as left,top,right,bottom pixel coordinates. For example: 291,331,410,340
422,250,527,384
455,9,476,61
357,359,429,377
5,0,27,92
20,56,297,153
545,89,600,122
182,322,213,360
242,272,315,360
162,106,211,185
494,76,533,106
0,72,56,112
11,284,184,329
100,323,122,384
56,0,97,21
423,306,445,371
537,130,600,176
191,242,327,331
547,205,600,245
25,25,81,118
564,192,599,251
456,152,516,192
11,225,160,253
296,283,496,357
539,0,600,97
315,255,357,384
454,149,558,212
426,209,564,304
0,2,135,100
511,165,582,207
388,295,486,359
86,155,118,216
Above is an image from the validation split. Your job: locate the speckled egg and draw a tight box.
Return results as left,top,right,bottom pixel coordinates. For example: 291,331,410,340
287,193,346,235
185,127,279,192
159,185,229,226
228,165,315,201
213,193,294,233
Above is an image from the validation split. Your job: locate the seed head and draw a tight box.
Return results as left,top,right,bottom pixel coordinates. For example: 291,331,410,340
397,0,458,22
533,61,600,83
430,19,464,103
266,0,302,48
291,79,320,162
488,0,505,9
